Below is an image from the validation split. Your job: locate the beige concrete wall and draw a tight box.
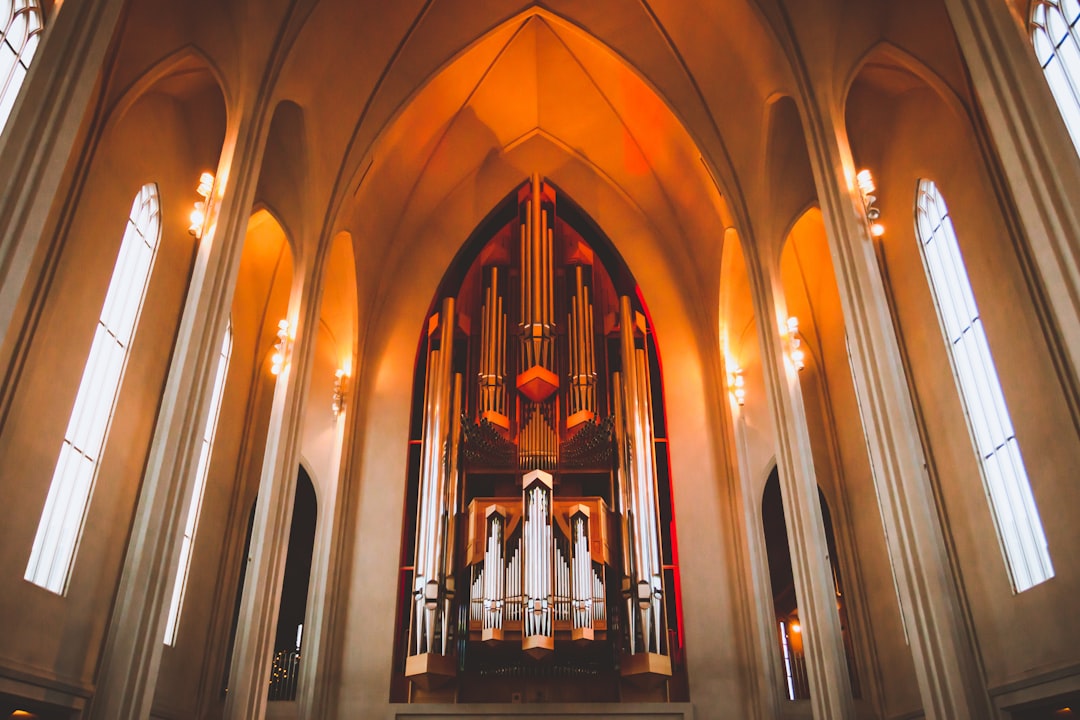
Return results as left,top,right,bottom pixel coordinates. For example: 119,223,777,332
0,87,215,698
847,57,1080,696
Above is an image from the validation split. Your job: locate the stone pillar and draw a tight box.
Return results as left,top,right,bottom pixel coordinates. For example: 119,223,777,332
794,90,988,718
223,264,319,720
741,239,856,720
87,112,271,719
731,407,786,718
944,0,1080,396
0,0,127,362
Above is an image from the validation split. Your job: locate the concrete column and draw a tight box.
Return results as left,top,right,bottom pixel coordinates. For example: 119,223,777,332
224,264,319,720
944,0,1080,396
0,0,127,363
732,408,785,719
87,111,271,719
741,238,855,720
297,404,352,719
794,90,988,717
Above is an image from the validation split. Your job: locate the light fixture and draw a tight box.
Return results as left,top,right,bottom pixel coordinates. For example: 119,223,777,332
332,368,348,415
270,319,292,376
728,365,746,406
856,168,885,236
188,171,215,239
786,316,806,371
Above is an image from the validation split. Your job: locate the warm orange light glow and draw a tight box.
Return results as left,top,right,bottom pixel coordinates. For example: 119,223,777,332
790,622,801,633
856,169,875,197
870,222,885,237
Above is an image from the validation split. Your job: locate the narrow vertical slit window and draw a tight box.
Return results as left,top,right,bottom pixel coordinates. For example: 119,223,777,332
1031,0,1080,152
0,0,43,136
915,179,1054,592
25,183,162,594
164,319,232,645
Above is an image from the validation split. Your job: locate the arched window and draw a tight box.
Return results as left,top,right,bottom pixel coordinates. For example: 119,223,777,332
164,319,233,645
25,183,162,594
914,180,1053,593
0,0,43,135
1031,0,1080,152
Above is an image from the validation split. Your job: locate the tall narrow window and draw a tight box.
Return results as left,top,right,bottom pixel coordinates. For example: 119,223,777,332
164,320,232,645
915,180,1053,592
25,183,162,594
1032,0,1080,152
0,0,43,135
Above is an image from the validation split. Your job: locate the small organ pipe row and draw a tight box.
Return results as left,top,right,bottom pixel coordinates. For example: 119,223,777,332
466,512,605,632
518,403,557,470
613,295,667,657
520,173,555,373
567,265,597,420
571,512,593,631
478,266,507,421
409,297,461,660
522,477,554,644
483,512,504,631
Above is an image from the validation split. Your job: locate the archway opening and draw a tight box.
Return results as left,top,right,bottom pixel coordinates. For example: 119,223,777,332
390,176,687,704
761,468,856,701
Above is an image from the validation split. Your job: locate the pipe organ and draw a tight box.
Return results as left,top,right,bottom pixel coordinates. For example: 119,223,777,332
401,175,681,701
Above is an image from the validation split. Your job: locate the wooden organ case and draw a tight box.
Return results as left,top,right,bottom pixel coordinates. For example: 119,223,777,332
394,176,686,704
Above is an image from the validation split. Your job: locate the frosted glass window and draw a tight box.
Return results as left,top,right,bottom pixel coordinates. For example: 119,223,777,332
915,180,1053,592
0,1,42,136
164,320,232,645
25,184,162,594
1032,0,1080,152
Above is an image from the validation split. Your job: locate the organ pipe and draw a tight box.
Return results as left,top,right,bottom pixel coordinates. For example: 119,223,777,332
519,173,555,375
567,265,597,423
409,297,461,668
615,296,667,658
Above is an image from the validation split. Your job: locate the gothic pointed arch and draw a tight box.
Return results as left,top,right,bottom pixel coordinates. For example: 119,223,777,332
390,176,688,704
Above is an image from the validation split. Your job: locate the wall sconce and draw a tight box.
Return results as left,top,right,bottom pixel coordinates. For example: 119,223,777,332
786,316,806,371
856,168,885,238
188,172,215,239
332,368,348,415
728,365,746,406
270,319,292,376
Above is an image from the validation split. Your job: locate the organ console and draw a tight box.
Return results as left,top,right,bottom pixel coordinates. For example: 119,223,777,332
399,175,681,702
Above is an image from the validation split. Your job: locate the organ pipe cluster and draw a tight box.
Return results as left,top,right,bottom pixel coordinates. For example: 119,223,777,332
478,266,508,426
519,173,555,374
613,296,668,661
522,471,555,656
407,175,674,692
567,265,598,424
518,403,558,470
407,297,463,681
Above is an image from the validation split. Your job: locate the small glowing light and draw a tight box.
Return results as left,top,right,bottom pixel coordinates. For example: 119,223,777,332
728,365,746,406
856,169,875,196
188,202,206,237
197,172,215,198
870,222,886,237
332,368,349,415
271,319,292,376
786,317,806,371
790,622,801,633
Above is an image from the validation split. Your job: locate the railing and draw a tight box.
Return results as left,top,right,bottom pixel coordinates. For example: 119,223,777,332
268,649,301,701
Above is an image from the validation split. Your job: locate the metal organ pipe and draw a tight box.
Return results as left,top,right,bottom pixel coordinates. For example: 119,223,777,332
616,295,667,657
410,297,458,660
